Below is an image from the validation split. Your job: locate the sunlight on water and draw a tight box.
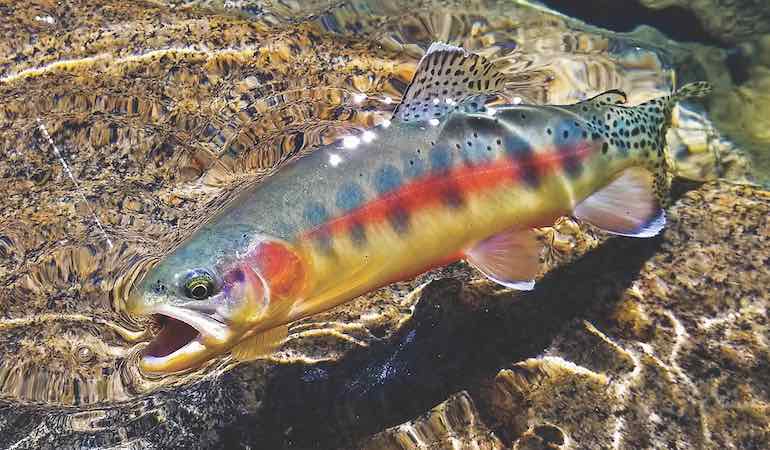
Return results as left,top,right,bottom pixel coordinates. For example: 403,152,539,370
0,0,762,448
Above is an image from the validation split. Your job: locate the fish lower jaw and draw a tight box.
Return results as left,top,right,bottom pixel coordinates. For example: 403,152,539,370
139,311,230,374
141,339,207,374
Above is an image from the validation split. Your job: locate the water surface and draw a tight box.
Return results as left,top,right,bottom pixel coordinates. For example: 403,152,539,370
0,1,765,448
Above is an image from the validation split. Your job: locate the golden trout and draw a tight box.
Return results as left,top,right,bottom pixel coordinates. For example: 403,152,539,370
126,43,711,373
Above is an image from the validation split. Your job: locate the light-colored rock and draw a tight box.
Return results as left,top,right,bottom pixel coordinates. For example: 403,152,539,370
363,391,503,450
708,34,770,182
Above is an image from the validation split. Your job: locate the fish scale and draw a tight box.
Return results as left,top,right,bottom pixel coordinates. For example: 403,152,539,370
127,42,711,374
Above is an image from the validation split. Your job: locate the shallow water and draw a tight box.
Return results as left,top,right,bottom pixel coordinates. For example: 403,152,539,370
0,0,767,448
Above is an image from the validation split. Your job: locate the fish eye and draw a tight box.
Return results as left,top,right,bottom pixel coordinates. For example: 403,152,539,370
183,270,216,300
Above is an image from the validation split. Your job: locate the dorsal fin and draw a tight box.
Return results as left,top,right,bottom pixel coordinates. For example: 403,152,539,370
392,42,506,123
585,89,628,106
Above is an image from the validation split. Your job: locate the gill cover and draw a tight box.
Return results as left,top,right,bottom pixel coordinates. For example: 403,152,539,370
226,239,307,362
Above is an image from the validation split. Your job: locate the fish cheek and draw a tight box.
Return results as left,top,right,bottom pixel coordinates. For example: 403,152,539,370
222,265,269,328
223,239,309,334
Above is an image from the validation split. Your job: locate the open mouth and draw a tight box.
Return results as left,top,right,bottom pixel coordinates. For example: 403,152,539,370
144,314,200,358
136,304,231,372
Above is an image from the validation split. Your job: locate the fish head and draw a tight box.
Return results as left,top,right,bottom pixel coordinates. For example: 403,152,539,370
127,241,272,374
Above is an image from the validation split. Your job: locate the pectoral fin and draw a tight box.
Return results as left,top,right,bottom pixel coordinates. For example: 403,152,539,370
574,167,665,237
466,228,543,290
231,325,289,361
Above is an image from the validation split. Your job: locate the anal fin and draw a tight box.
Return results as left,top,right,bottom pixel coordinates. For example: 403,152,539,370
574,167,666,238
231,324,288,361
466,228,543,291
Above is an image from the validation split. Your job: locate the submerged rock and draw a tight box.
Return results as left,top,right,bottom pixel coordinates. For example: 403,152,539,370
0,1,766,449
362,391,502,450
667,104,753,183
708,34,770,183
637,0,770,44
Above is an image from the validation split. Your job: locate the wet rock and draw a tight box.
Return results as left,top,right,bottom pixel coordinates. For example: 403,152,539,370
0,1,765,449
362,391,502,450
708,34,770,182
667,104,753,183
637,0,770,44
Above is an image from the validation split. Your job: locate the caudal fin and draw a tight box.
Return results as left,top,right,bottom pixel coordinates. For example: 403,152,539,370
671,81,712,103
659,81,713,125
651,81,713,206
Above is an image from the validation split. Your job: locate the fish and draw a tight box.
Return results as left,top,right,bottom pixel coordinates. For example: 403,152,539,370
126,42,711,373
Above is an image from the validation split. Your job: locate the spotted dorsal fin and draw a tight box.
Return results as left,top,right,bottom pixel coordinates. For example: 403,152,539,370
392,42,506,123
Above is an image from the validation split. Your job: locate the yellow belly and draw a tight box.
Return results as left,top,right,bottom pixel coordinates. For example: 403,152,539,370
287,171,582,321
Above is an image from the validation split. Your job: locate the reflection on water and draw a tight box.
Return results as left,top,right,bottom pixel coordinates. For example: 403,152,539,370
0,0,761,447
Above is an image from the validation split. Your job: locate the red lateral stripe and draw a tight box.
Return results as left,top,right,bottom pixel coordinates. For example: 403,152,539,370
305,142,593,240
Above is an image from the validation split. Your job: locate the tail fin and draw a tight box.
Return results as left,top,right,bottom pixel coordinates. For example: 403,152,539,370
671,81,713,103
662,82,713,123
654,81,713,206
